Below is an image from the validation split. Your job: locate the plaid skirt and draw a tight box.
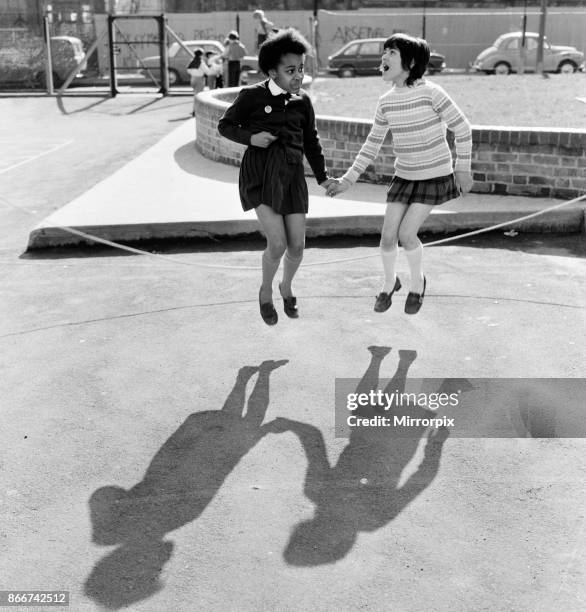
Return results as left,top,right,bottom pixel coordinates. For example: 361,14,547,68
387,174,460,206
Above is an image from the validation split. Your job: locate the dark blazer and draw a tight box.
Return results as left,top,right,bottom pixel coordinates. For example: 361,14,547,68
218,80,328,185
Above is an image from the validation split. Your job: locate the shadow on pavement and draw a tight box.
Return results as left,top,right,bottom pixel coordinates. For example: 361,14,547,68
273,346,449,566
54,95,191,117
84,359,288,610
55,95,110,116
173,141,238,184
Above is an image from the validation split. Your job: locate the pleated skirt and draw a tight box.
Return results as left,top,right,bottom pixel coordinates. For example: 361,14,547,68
239,146,308,216
387,174,460,206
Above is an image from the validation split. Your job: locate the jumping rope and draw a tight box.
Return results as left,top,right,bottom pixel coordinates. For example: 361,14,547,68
5,193,583,271
1,193,585,270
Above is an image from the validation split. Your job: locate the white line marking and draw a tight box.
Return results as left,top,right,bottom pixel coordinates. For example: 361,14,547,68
0,140,74,175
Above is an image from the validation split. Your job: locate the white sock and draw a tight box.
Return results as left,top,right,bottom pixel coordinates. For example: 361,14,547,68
404,243,425,293
380,246,398,293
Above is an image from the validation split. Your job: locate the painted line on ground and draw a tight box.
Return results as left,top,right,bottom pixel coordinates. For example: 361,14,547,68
0,140,74,175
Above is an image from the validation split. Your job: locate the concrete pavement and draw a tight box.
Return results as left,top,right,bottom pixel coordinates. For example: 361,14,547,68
1,94,585,612
27,119,585,249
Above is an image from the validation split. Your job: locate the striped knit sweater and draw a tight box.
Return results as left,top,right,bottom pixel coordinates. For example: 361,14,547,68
342,79,472,184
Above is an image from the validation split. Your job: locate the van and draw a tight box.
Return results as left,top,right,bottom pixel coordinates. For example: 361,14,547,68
0,35,86,89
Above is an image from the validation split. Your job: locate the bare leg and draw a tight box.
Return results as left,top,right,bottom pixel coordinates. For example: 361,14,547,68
254,205,287,304
280,213,306,298
191,77,204,115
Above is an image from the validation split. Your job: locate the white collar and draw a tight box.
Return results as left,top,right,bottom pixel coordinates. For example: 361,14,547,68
268,79,288,96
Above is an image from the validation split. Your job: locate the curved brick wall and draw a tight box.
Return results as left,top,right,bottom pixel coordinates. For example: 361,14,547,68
194,87,586,199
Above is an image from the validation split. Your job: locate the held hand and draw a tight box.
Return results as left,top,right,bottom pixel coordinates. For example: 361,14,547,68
320,178,337,191
455,170,473,197
250,131,278,148
326,178,350,198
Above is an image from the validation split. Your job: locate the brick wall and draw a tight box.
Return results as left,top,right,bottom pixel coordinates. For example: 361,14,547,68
195,88,586,199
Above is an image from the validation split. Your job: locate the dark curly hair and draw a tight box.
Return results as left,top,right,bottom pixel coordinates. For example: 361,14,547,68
383,33,430,87
258,28,311,75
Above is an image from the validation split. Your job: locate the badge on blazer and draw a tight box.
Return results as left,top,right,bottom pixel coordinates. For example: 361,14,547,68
264,105,272,113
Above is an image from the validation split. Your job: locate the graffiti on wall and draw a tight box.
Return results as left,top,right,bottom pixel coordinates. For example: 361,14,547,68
330,26,387,44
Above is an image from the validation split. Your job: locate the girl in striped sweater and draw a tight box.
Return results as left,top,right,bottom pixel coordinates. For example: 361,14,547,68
327,34,473,314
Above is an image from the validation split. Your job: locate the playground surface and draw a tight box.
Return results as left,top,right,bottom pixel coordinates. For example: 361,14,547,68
1,93,585,611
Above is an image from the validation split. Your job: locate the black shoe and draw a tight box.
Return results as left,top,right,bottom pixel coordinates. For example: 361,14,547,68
404,277,426,315
374,276,401,313
279,283,298,318
259,289,278,325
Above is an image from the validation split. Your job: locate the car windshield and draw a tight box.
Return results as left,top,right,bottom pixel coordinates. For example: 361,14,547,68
494,34,510,47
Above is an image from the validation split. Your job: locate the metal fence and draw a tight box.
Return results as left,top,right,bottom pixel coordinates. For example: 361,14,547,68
1,6,584,92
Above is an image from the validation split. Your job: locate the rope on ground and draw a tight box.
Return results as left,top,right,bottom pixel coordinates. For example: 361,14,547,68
303,193,586,267
58,226,261,270
3,193,585,271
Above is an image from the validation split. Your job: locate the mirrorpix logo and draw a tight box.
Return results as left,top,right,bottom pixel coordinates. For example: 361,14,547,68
345,388,459,429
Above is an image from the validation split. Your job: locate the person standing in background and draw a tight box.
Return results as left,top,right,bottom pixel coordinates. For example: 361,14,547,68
187,48,212,117
222,31,247,87
205,51,224,89
252,9,277,50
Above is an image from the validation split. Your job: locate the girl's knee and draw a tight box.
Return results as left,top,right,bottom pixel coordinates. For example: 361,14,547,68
267,240,287,259
380,236,398,252
286,241,305,259
398,229,419,250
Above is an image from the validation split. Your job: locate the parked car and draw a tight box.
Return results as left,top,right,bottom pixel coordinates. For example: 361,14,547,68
327,38,446,78
0,35,86,89
140,39,258,86
471,31,585,74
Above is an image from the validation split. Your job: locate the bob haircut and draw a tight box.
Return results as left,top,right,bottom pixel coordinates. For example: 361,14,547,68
383,33,430,87
258,28,311,75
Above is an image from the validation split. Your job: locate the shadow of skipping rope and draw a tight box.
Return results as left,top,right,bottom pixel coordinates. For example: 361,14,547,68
84,358,288,610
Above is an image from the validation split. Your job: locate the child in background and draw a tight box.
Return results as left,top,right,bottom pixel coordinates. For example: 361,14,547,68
252,9,277,50
222,31,247,87
327,33,473,315
218,29,334,326
187,48,211,116
205,51,224,89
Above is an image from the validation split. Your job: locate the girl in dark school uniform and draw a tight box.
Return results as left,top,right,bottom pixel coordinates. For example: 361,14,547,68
218,29,334,326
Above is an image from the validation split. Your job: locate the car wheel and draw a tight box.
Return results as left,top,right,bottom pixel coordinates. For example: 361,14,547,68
494,62,512,75
168,69,180,86
339,66,356,78
558,61,577,74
